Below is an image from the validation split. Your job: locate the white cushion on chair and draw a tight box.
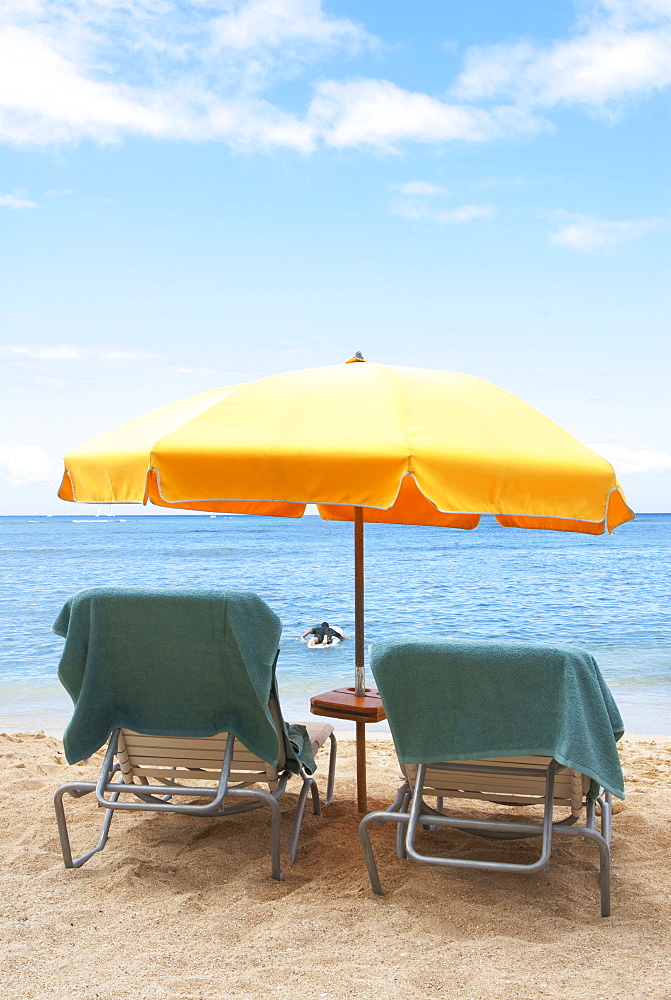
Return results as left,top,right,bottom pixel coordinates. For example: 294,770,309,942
298,721,334,756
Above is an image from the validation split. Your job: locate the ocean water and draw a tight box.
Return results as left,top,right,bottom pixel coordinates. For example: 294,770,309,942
0,513,669,734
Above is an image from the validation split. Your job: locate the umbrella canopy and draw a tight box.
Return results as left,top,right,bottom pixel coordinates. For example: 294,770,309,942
60,357,633,534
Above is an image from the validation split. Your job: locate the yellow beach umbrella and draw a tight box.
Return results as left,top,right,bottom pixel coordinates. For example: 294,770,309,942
58,356,634,806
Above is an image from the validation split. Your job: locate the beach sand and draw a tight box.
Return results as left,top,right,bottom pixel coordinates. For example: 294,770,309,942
0,732,669,999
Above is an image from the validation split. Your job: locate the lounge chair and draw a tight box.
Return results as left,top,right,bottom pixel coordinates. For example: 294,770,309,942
359,638,624,916
52,587,336,880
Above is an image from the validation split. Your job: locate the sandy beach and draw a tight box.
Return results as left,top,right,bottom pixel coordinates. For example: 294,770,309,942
1,732,669,999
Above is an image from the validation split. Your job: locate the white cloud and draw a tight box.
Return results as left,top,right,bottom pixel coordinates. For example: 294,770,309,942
0,344,81,359
158,365,222,376
578,1,671,32
0,3,540,151
0,344,162,363
0,0,670,151
591,443,671,474
392,199,494,224
0,27,160,145
549,212,662,250
388,176,495,224
0,0,371,149
0,445,58,485
100,349,161,363
210,0,371,54
391,181,447,196
389,172,494,224
307,78,540,150
0,192,37,208
452,1,671,109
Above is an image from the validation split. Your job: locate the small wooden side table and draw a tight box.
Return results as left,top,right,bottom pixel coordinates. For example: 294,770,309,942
310,687,386,813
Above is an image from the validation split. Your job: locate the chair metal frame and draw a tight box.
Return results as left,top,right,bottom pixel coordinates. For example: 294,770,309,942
55,727,337,880
359,757,613,916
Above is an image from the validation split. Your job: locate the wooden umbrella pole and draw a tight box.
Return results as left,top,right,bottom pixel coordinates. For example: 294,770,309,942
354,506,367,812
354,505,365,696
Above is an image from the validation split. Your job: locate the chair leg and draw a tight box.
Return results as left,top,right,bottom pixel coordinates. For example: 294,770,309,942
324,733,337,806
287,775,316,865
569,825,612,917
396,790,411,858
599,836,611,917
585,794,612,913
601,791,613,845
359,811,388,895
263,793,284,881
310,776,322,817
54,781,119,869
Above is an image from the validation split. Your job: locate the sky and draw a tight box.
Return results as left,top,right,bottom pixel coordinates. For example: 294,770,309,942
0,0,669,515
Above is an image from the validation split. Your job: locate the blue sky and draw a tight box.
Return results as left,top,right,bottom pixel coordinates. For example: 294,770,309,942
1,0,669,514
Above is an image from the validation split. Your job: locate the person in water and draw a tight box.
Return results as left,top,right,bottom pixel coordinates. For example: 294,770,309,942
300,622,344,647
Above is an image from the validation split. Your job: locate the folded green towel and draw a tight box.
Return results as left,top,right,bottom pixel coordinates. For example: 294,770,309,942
53,587,314,774
371,638,625,799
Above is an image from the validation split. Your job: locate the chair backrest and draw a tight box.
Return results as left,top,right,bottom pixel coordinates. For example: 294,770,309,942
55,587,286,768
401,757,589,816
370,637,625,802
116,730,282,788
117,689,287,789
116,692,288,790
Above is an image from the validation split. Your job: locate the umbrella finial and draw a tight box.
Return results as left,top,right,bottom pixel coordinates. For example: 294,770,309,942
346,351,366,364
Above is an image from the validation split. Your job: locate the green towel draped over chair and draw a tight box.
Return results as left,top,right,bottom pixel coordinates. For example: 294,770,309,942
53,587,314,774
370,637,625,799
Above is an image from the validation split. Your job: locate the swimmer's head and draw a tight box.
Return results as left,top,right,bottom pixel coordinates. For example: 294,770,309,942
321,621,329,628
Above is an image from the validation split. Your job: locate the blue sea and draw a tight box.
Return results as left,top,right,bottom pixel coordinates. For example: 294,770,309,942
0,513,669,734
